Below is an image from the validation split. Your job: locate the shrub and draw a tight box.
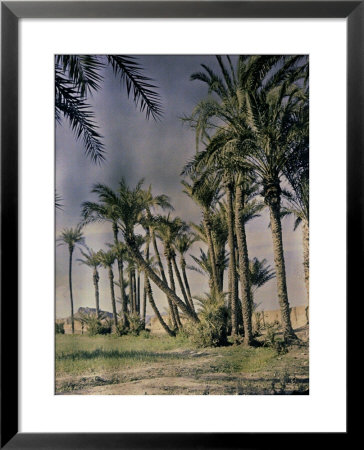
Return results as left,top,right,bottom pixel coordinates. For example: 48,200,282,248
184,291,228,348
76,312,112,336
55,322,65,334
127,313,144,336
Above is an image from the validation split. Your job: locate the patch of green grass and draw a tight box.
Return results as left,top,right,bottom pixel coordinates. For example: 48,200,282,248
56,334,191,375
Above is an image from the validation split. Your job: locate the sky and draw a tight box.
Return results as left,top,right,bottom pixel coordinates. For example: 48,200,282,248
55,55,307,319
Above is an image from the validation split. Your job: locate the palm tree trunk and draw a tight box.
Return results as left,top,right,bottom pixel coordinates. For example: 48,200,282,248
108,266,118,329
226,184,240,336
203,211,220,293
68,246,75,334
132,270,137,314
302,219,309,324
142,243,150,328
93,268,100,318
235,184,253,345
268,200,296,340
112,222,128,326
128,269,134,313
166,254,181,328
172,255,191,311
125,238,199,323
137,270,140,315
146,278,175,337
180,257,195,312
151,228,177,326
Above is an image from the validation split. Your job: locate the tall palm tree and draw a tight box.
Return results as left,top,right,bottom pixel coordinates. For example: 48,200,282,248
56,55,162,163
57,225,85,334
184,55,308,339
182,177,221,294
114,179,199,323
77,247,101,318
81,184,128,324
97,249,118,329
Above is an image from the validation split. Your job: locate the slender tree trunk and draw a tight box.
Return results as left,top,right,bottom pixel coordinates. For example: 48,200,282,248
235,184,253,345
146,278,175,337
203,210,220,294
132,270,137,314
68,246,75,334
112,222,128,326
108,266,118,329
93,268,100,318
137,270,140,315
172,255,191,311
302,219,309,324
151,228,177,327
267,195,296,340
226,184,239,336
142,243,150,328
128,269,134,314
166,253,182,328
180,257,195,312
125,238,199,323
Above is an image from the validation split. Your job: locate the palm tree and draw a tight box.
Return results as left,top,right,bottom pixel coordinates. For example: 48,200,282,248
57,225,85,334
140,186,174,324
182,177,221,294
81,184,128,325
249,257,276,303
97,249,118,329
56,55,162,163
77,247,101,318
154,215,190,328
185,55,308,339
114,179,199,323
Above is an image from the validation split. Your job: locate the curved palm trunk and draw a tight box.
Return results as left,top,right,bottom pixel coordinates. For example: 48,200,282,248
267,198,296,340
180,257,195,312
172,255,191,312
112,222,128,326
125,238,199,323
166,252,181,328
93,268,100,318
68,246,75,334
235,184,253,345
203,210,220,294
108,266,118,329
146,278,175,337
302,219,309,324
151,228,177,328
226,184,240,336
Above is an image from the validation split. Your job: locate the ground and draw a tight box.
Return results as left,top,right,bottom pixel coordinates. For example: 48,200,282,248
55,326,309,395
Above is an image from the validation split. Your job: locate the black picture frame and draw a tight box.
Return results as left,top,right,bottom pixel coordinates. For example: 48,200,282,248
1,1,356,448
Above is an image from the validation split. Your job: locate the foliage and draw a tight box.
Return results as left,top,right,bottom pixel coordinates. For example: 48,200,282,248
55,322,65,334
55,55,162,163
184,292,228,347
76,311,112,336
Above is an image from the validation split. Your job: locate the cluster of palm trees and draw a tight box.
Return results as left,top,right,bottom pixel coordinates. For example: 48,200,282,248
180,55,309,343
57,55,308,346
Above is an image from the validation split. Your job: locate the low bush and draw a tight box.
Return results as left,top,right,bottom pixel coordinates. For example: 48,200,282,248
184,292,228,348
55,322,65,334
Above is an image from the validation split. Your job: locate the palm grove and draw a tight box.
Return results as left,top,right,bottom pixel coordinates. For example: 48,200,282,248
57,55,309,346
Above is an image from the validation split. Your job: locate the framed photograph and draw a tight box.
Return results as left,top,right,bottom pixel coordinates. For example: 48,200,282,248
1,1,355,447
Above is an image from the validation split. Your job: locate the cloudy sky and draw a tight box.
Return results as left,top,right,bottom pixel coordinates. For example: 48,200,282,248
56,55,307,319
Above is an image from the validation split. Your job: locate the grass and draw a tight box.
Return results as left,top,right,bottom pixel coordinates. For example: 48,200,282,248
56,333,191,375
55,333,309,394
